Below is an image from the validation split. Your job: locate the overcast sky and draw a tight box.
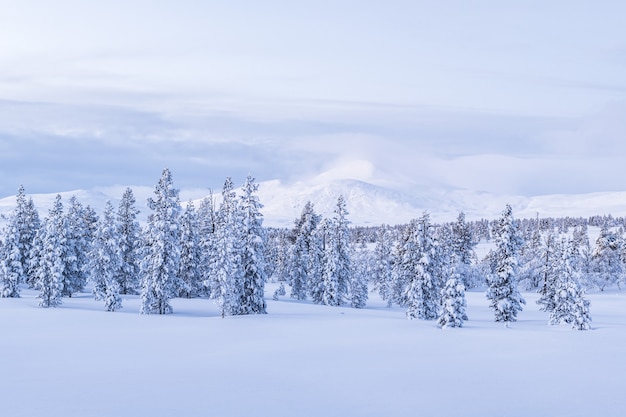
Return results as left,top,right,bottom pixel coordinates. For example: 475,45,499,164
2,1,626,198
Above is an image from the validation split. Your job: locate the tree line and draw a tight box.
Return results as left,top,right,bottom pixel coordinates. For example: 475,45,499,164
3,169,617,330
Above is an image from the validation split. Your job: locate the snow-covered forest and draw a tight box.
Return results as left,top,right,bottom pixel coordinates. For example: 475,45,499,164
3,169,626,416
3,168,624,330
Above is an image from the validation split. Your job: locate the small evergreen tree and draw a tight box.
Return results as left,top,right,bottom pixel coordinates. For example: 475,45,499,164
549,239,592,330
350,242,369,308
140,168,182,315
63,196,91,297
371,224,395,307
486,204,526,325
438,270,468,328
0,218,24,298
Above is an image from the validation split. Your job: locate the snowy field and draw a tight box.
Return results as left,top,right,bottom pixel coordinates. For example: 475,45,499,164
1,284,625,417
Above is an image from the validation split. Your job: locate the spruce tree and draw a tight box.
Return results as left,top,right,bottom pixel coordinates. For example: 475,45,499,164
438,270,468,328
197,192,217,298
178,201,202,298
287,201,321,300
549,239,592,330
209,177,244,317
403,213,442,320
0,217,23,298
116,187,141,295
350,242,369,308
320,196,352,306
238,175,268,314
371,224,395,307
63,196,91,297
486,204,526,325
24,197,41,288
88,201,123,311
33,195,66,308
140,168,182,315
536,231,559,313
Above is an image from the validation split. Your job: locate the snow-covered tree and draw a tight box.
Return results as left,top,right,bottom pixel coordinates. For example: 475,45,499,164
319,196,352,306
590,225,623,291
549,239,592,330
438,270,468,328
209,177,244,317
1,186,41,296
140,168,182,315
402,213,442,320
486,204,526,325
23,196,41,288
88,201,123,312
33,195,66,308
1,218,23,298
197,192,218,298
116,187,141,295
287,201,321,300
536,231,559,313
63,196,91,297
178,201,202,298
238,175,267,314
309,218,329,304
371,224,395,307
350,241,369,308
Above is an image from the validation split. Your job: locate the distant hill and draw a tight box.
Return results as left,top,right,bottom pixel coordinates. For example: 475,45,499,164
2,180,626,228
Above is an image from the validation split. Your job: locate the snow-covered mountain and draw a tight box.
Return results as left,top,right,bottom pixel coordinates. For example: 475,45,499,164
2,180,626,228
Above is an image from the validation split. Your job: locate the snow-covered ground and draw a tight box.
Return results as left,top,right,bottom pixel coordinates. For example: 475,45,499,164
1,284,625,417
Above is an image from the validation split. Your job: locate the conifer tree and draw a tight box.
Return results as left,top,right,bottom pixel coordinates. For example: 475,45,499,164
536,231,559,313
403,213,442,320
197,192,217,298
549,239,592,330
371,224,395,307
350,242,369,308
287,201,321,300
1,186,40,296
209,177,244,317
116,187,141,295
438,269,468,328
140,168,182,314
486,204,526,325
24,197,41,288
320,196,352,306
63,196,91,296
309,218,329,304
590,225,622,291
0,217,23,298
178,201,202,298
88,201,123,311
238,175,267,314
33,195,66,308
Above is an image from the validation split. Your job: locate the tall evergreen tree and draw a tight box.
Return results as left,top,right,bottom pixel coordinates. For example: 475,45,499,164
287,201,321,300
536,231,559,313
33,195,66,308
63,196,91,297
23,196,41,288
116,187,141,295
486,204,526,325
88,201,123,311
319,196,352,306
178,201,202,298
403,213,442,320
197,192,218,298
309,218,329,304
209,177,244,317
140,168,182,315
1,186,40,296
238,175,268,314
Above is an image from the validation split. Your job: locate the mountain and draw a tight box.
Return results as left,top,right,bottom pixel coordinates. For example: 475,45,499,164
2,180,626,228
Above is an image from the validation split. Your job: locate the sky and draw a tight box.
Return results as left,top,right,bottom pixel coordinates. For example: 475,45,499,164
2,1,626,199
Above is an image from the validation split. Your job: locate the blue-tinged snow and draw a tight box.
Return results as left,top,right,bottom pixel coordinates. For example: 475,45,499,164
1,285,624,417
